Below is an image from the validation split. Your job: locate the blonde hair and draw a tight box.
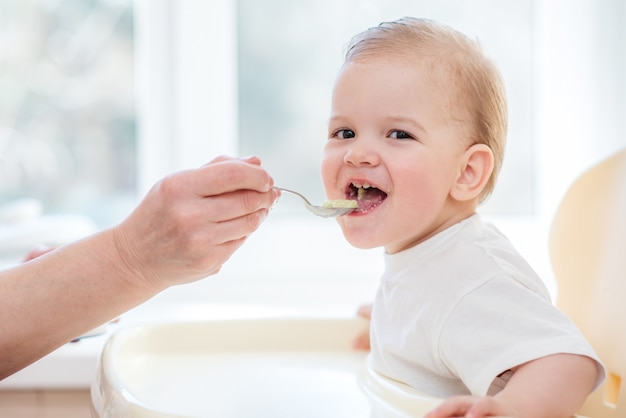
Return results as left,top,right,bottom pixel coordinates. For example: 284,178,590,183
345,17,508,203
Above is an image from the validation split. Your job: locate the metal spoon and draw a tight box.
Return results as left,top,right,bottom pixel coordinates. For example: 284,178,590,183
273,187,356,218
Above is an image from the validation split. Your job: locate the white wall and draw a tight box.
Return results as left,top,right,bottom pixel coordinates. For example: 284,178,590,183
535,0,626,222
492,0,626,298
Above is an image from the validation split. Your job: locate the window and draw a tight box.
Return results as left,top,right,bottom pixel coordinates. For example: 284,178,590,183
147,0,625,299
136,0,535,215
1,1,534,225
4,1,625,292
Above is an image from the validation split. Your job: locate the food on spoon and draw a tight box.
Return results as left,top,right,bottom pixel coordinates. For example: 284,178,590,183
322,199,358,209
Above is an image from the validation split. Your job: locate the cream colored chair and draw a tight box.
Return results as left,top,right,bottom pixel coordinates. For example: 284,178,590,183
550,148,626,417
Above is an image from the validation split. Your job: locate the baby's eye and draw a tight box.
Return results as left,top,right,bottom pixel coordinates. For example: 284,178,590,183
333,129,356,139
389,130,415,140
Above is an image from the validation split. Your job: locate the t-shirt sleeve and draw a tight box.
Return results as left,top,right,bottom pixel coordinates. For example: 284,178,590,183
437,275,606,396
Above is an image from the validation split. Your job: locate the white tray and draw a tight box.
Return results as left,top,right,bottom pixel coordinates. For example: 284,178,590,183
91,318,440,418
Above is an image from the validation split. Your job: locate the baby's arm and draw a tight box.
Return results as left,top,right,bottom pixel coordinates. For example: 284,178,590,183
353,303,373,350
426,353,598,418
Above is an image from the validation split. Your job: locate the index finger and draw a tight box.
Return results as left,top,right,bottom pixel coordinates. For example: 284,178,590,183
207,155,262,166
189,158,274,197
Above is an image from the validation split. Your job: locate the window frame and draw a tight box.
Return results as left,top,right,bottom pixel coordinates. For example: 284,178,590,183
134,0,238,194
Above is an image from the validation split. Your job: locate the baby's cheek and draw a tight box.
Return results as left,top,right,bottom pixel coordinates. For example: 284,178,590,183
320,156,338,192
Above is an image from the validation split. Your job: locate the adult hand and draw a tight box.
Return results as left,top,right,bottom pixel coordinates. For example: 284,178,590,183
112,155,278,292
1,155,278,379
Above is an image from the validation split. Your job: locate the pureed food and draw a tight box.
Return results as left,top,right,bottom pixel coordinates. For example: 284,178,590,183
322,199,358,209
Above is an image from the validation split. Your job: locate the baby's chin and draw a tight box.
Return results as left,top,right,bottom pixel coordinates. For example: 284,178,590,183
336,221,382,250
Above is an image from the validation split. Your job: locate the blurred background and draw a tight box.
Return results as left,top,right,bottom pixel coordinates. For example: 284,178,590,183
0,0,535,228
0,0,625,278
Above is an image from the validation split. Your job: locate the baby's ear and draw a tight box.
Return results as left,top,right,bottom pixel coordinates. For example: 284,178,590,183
450,144,494,202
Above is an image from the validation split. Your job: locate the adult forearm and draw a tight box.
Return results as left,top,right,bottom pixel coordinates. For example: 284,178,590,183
0,230,159,380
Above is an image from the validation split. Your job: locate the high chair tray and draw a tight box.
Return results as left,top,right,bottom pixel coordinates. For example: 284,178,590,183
91,318,374,417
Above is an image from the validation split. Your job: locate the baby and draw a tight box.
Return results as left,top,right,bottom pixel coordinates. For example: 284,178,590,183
320,17,604,418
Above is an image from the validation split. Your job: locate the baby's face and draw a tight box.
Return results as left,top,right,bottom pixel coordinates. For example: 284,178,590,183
321,55,471,253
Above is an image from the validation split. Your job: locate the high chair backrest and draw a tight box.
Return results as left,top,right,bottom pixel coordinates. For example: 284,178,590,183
549,148,626,417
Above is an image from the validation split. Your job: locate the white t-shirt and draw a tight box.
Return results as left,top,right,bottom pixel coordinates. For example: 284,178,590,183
369,214,604,398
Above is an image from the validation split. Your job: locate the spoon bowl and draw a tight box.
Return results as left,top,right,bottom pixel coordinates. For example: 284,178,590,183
274,187,356,218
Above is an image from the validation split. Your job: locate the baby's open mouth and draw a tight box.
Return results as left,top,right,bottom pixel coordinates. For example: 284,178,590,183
346,182,388,212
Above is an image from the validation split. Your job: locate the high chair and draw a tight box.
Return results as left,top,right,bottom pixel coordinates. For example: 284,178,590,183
549,148,626,417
